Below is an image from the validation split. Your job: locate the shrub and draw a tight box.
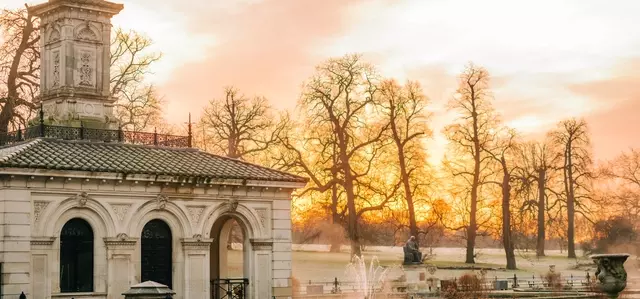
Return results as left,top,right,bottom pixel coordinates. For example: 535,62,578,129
542,271,562,290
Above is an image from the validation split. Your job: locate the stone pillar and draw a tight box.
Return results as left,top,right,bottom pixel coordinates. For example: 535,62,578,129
271,199,292,299
251,239,273,299
30,237,55,299
181,237,211,299
0,189,32,297
104,234,137,299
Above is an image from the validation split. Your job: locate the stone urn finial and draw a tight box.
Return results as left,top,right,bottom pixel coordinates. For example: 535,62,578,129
591,253,630,299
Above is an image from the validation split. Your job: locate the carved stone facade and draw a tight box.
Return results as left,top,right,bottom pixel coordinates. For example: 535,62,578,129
0,174,301,299
29,0,122,128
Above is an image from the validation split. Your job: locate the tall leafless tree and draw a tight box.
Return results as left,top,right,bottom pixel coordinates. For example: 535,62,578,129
514,139,561,257
377,79,432,241
201,86,288,162
443,63,499,264
0,6,39,132
600,149,640,227
278,124,346,252
551,118,593,258
284,54,390,258
110,28,163,132
485,128,518,269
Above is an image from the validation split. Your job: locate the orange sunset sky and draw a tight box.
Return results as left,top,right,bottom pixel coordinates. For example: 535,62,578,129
2,0,640,164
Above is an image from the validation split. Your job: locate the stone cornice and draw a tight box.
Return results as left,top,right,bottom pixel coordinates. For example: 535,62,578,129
0,169,304,191
250,238,273,250
181,238,213,251
31,236,56,246
29,0,124,17
103,234,137,248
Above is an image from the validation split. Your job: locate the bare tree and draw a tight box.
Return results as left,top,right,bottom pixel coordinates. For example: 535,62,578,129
0,6,39,132
109,28,163,131
110,28,161,97
115,84,164,132
201,86,288,163
284,54,390,258
377,79,432,241
443,63,499,264
514,138,561,257
550,118,593,258
485,128,518,269
600,149,640,226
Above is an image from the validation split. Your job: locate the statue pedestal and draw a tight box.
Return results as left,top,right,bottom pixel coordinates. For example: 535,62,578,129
402,264,427,292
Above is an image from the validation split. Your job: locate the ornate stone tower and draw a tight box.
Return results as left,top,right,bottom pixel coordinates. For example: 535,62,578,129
28,0,123,128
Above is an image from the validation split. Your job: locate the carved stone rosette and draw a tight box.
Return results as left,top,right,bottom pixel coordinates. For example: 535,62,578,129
591,253,630,298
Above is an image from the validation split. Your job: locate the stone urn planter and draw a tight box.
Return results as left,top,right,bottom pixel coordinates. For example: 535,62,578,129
591,253,630,299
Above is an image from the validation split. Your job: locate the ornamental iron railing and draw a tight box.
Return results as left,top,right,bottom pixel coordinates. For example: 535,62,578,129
0,107,192,148
212,278,249,299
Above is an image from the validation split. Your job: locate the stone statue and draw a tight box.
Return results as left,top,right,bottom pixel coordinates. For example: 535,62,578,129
403,236,422,264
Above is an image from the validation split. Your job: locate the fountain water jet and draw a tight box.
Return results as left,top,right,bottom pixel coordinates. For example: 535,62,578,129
345,255,390,299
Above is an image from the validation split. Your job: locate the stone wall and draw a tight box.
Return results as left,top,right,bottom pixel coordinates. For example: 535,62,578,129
0,174,300,299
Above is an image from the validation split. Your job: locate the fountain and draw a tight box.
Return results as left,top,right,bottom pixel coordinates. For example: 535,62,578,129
345,255,390,299
591,253,630,299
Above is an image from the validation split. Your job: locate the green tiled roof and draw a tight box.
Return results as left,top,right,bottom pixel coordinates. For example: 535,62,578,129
0,138,307,183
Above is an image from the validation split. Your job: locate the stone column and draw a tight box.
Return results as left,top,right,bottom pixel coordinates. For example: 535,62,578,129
181,237,212,299
271,199,293,299
251,239,273,299
0,189,32,298
30,237,56,299
104,234,137,299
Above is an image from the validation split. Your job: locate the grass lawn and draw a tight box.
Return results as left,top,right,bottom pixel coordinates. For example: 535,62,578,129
224,246,639,288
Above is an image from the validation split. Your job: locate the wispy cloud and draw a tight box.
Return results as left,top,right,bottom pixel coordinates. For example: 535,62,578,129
1,0,639,161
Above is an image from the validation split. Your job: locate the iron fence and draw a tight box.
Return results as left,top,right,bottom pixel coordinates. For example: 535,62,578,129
212,278,249,299
0,106,193,148
297,273,596,295
0,123,191,148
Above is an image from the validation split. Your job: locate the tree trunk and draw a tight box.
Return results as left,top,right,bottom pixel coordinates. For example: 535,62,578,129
565,145,577,258
329,183,341,253
396,139,418,240
501,159,516,270
466,100,481,265
536,169,546,257
341,147,361,258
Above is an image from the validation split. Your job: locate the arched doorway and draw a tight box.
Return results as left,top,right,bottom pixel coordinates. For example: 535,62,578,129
141,219,173,288
210,215,250,298
60,218,94,293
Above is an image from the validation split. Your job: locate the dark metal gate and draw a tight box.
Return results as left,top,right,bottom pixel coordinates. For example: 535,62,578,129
212,278,249,299
141,220,173,288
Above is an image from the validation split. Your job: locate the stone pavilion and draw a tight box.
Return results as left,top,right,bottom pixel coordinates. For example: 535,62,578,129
0,1,307,299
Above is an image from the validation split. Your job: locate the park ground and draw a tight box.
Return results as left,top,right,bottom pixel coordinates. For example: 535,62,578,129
224,245,640,287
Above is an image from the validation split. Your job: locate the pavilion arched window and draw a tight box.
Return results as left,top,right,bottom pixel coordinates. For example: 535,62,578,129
141,219,173,288
60,218,94,293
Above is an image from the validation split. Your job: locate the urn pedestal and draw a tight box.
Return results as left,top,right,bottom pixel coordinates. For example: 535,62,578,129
591,254,630,299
